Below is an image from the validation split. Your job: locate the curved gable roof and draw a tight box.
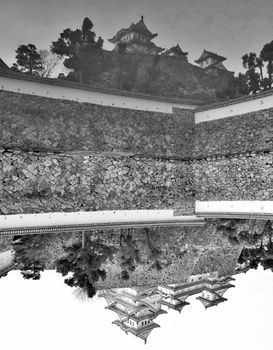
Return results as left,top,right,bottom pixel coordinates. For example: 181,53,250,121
109,16,157,43
195,49,226,64
0,58,9,70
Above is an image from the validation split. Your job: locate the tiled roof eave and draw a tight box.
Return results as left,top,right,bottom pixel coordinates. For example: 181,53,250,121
109,28,157,43
114,320,160,334
0,58,10,70
126,37,163,50
195,50,226,64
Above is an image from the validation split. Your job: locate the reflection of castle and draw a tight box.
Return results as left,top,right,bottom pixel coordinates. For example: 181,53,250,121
100,272,235,342
100,287,167,343
159,272,235,310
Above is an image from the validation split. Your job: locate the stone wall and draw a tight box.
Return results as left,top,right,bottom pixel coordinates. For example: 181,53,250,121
194,151,273,201
1,90,273,214
0,150,195,215
194,107,273,158
2,91,273,161
0,91,194,158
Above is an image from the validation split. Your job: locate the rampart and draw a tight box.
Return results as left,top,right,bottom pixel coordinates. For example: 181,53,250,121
1,70,273,215
0,151,194,215
0,90,194,158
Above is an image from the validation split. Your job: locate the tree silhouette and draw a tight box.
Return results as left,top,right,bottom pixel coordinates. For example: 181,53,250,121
13,235,45,280
119,230,141,279
260,40,273,89
241,52,262,94
51,17,104,83
238,221,273,272
144,228,163,271
14,44,43,75
239,41,273,94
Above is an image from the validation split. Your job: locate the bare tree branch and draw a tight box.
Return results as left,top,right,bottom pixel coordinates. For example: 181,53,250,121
38,49,60,77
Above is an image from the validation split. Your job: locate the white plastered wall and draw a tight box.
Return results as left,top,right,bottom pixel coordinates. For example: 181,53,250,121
0,76,198,114
195,93,273,123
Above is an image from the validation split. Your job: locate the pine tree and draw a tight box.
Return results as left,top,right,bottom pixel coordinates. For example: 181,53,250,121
260,40,273,89
51,17,104,83
14,44,43,75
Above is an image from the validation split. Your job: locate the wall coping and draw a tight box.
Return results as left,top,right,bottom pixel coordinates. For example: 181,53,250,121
195,201,273,218
195,88,273,123
0,69,203,107
0,211,204,235
196,88,273,112
3,68,273,119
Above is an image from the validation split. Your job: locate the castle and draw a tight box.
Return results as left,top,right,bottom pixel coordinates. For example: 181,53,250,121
109,16,228,70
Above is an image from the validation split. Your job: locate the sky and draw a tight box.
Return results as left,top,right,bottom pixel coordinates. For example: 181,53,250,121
1,0,273,73
0,267,273,350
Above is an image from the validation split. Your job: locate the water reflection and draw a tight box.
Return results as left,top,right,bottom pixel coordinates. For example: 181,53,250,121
99,273,235,343
1,219,273,343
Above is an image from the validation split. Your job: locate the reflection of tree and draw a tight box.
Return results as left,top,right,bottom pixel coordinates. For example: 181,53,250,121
13,235,45,280
20,259,45,280
119,230,141,279
216,219,265,246
144,228,163,272
56,235,116,298
238,221,273,272
118,228,163,280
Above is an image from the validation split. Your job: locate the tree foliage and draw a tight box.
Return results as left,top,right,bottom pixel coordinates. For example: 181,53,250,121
238,221,273,272
55,236,116,299
51,17,104,83
13,44,43,75
238,40,273,94
119,231,141,279
13,235,45,280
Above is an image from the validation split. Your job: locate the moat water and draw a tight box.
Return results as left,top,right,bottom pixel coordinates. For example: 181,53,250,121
0,219,272,348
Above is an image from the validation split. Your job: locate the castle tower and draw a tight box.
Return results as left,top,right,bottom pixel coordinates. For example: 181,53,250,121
100,287,167,343
195,49,227,70
163,44,188,61
196,279,235,309
158,272,235,311
108,16,165,55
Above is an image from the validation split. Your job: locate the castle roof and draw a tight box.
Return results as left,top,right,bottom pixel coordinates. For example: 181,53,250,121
161,299,189,313
196,295,227,308
163,44,188,57
0,58,9,70
195,49,226,64
106,304,166,322
159,276,235,293
113,319,160,343
102,287,159,302
109,16,158,43
103,295,148,312
125,37,165,53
